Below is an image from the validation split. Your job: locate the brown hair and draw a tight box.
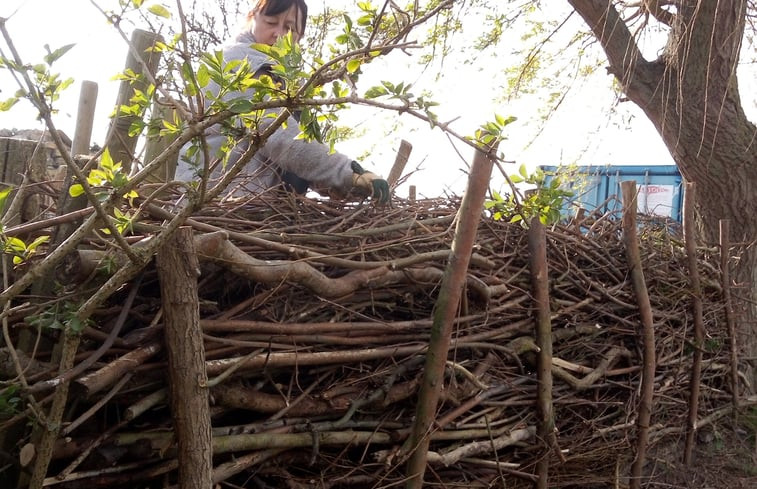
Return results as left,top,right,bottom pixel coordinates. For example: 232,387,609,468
251,0,308,35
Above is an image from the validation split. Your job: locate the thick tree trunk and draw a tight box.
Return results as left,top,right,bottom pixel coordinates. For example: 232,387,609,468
568,0,757,391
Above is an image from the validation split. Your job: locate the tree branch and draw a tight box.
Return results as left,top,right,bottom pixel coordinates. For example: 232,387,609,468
567,0,651,90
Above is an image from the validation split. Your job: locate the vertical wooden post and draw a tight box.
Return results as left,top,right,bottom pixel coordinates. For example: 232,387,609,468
104,29,163,173
529,216,554,488
0,138,46,226
682,182,704,465
621,180,656,489
71,81,99,157
403,142,497,489
50,82,100,253
720,219,739,417
157,226,212,489
387,139,412,188
142,98,180,184
53,81,99,227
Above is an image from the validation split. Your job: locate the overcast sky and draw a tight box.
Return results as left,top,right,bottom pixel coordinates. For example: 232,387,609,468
3,1,750,197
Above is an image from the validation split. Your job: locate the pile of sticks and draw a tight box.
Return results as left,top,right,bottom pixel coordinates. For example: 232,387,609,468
1,193,736,488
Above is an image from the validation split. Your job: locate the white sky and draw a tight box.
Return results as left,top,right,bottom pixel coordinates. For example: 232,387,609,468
1,1,753,197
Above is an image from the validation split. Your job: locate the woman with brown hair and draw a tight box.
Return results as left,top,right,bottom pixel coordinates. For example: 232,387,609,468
177,0,389,202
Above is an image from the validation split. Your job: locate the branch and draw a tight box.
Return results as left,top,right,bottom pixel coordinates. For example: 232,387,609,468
404,142,497,488
620,181,657,489
425,426,535,467
194,231,390,298
642,1,676,26
551,346,632,390
567,0,649,88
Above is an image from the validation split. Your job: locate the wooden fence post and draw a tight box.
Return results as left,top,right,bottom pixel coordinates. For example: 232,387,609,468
683,182,704,465
157,226,212,489
71,81,99,157
719,219,739,418
621,180,657,489
387,139,412,188
529,216,554,488
0,138,47,226
104,29,163,173
142,98,180,184
403,142,497,489
52,81,99,241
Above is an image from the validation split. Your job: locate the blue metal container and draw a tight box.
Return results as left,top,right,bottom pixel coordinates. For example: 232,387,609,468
540,165,684,222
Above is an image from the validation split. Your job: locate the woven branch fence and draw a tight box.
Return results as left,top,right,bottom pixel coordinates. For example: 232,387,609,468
0,191,745,488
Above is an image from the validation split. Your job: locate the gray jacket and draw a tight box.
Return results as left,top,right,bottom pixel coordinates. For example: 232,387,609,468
176,30,354,195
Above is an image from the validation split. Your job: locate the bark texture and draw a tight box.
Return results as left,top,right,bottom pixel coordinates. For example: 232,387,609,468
528,218,554,489
156,226,212,489
404,144,496,488
621,181,657,489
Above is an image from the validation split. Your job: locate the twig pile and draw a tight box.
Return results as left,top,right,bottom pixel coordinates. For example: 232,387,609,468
3,193,733,488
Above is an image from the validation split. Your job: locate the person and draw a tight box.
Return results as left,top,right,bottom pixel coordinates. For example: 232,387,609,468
176,0,390,203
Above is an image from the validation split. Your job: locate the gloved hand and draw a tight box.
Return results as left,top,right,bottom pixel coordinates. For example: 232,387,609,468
351,161,390,204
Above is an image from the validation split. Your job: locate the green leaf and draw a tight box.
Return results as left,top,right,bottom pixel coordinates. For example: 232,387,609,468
495,113,517,127
196,64,210,88
228,98,255,114
5,237,26,254
26,235,49,252
0,97,19,111
123,189,139,203
357,14,374,26
0,187,11,215
162,119,178,132
100,148,115,171
147,4,171,18
128,120,146,137
67,317,86,333
43,43,76,65
69,184,84,197
519,163,528,178
88,169,108,184
364,86,388,98
346,58,361,74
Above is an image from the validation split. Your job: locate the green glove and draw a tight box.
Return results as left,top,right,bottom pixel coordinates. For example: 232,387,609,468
351,161,390,204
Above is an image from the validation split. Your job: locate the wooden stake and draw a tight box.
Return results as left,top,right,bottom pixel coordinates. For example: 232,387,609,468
387,139,412,187
50,81,99,246
71,81,98,157
720,219,739,418
621,180,656,489
104,29,163,173
403,142,497,489
143,97,180,183
0,137,46,226
682,182,704,465
529,216,554,489
157,226,212,489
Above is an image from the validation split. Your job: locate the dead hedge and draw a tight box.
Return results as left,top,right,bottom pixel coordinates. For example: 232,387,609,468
0,191,742,488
